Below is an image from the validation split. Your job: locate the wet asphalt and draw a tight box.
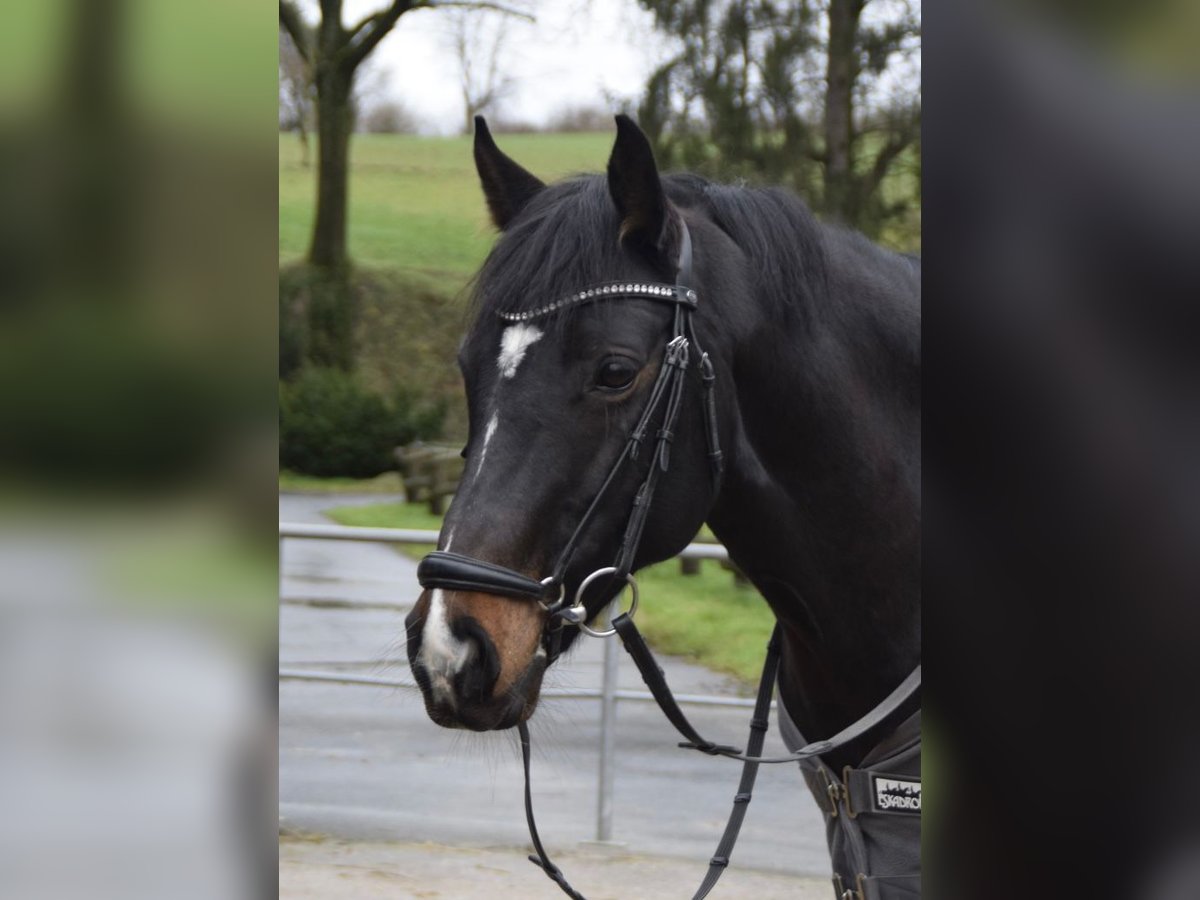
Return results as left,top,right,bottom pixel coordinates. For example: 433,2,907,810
278,492,831,880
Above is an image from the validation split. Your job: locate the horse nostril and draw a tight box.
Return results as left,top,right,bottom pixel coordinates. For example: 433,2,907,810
453,617,501,701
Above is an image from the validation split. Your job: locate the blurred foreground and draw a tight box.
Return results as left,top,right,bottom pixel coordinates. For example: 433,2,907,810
1,1,1198,899
1,2,276,899
925,1,1200,899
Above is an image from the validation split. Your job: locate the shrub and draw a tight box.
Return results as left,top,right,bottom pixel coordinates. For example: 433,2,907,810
359,100,422,135
280,368,445,478
278,266,358,379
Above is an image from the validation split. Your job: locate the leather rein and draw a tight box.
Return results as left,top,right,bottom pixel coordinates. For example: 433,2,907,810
416,221,921,899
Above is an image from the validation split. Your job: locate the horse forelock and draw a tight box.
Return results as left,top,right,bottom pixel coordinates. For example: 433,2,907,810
468,176,626,325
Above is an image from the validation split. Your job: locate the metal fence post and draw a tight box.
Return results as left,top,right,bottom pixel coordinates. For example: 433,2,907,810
595,597,620,842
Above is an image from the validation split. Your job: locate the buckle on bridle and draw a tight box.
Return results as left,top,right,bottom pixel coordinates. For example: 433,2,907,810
665,334,690,367
536,577,565,614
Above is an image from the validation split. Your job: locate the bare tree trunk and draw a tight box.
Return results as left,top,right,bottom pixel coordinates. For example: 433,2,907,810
309,65,353,269
824,0,862,222
298,117,311,168
284,0,529,267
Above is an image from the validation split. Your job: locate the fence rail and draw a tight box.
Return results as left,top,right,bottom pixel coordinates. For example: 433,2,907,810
279,521,730,561
279,519,747,843
279,667,769,709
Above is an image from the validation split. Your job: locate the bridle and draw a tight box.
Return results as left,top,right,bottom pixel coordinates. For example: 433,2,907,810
416,219,921,900
417,220,723,653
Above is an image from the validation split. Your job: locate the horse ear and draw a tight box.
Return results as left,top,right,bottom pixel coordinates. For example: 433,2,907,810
474,116,545,230
607,115,670,254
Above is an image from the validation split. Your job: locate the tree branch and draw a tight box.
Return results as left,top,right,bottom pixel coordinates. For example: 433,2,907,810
279,1,311,65
424,1,534,22
340,0,532,74
862,117,919,199
339,1,413,71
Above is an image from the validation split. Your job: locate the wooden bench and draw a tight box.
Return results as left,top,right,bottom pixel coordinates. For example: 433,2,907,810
394,442,465,515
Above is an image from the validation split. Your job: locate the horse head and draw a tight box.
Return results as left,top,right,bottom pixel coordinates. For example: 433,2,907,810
404,117,741,731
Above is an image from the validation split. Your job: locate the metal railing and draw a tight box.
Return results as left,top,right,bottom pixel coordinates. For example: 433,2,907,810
277,667,762,708
278,521,730,561
279,520,756,844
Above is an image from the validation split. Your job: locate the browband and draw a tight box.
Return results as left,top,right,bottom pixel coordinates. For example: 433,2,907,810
496,217,697,323
497,280,697,323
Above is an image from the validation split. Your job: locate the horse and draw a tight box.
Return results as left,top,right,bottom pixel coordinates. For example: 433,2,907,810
405,115,921,899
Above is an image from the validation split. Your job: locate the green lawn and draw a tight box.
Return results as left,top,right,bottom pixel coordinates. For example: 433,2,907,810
279,469,406,494
281,131,918,280
323,500,775,689
324,499,443,554
279,132,616,278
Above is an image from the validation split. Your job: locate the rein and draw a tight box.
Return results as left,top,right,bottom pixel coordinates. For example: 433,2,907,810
416,221,921,898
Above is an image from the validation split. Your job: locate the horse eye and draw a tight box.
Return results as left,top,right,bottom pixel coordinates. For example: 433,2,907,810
596,358,638,392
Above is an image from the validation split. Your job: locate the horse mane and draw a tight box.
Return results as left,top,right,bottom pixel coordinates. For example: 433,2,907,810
469,170,841,319
468,169,915,363
664,173,831,325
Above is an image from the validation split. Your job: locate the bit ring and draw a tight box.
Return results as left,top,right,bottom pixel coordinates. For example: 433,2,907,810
574,567,639,638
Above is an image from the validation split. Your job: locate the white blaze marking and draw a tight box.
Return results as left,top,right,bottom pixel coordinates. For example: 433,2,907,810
497,324,543,379
473,413,499,479
420,588,473,707
419,326,538,699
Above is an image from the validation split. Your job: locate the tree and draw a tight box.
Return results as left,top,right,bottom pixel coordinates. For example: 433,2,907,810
635,0,920,240
444,9,514,135
278,0,529,270
823,0,920,229
279,25,314,166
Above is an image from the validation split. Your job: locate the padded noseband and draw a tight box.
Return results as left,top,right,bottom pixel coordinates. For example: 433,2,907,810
417,551,549,601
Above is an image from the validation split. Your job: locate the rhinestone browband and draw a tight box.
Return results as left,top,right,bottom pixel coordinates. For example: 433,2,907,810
496,281,699,322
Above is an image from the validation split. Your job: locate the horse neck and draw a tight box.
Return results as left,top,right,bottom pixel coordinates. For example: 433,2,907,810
706,240,921,759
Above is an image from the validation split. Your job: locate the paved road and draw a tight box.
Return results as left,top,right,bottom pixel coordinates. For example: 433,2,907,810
279,492,831,892
281,837,832,900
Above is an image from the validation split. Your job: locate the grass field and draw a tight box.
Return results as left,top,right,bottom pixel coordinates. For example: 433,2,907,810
279,132,616,279
279,132,919,280
323,500,775,688
279,469,406,494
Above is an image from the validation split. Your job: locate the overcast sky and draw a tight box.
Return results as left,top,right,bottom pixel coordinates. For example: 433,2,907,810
310,0,920,136
331,0,668,135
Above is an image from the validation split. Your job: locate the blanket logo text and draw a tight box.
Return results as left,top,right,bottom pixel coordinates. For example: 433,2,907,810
872,776,921,814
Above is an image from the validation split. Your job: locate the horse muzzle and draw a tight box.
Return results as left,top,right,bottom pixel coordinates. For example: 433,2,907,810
405,591,548,731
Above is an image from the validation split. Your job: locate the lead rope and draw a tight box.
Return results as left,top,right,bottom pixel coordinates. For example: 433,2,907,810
519,627,783,900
